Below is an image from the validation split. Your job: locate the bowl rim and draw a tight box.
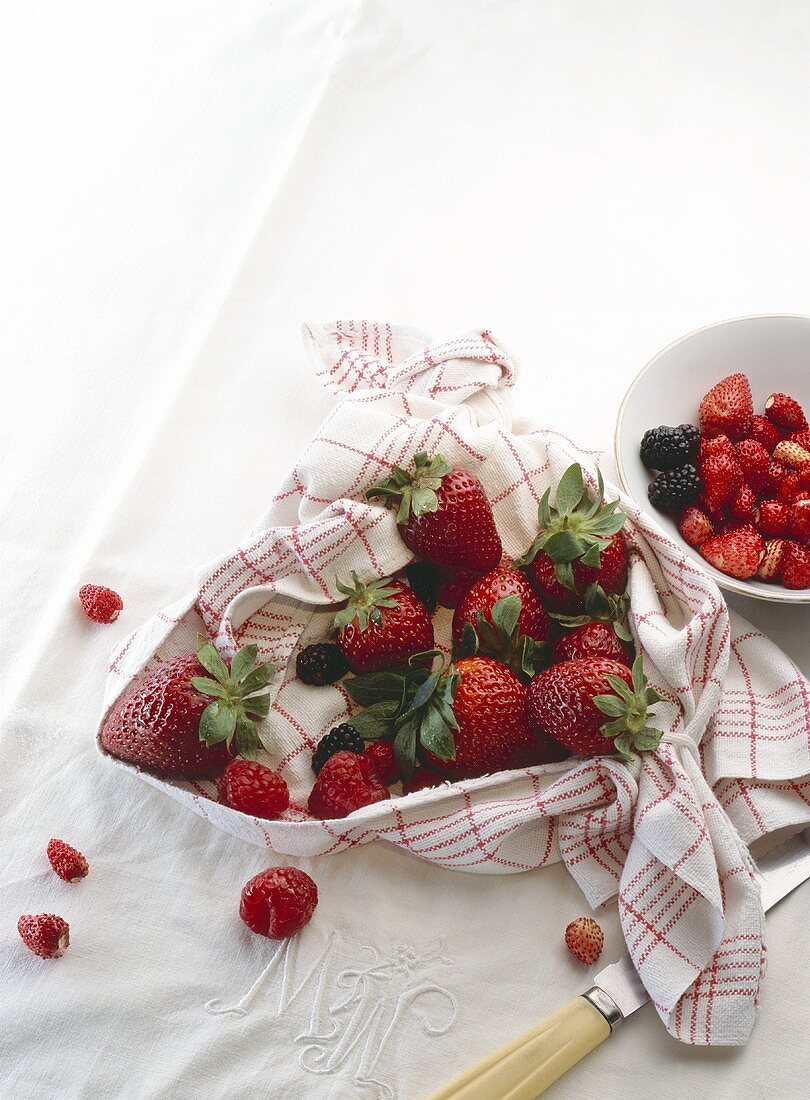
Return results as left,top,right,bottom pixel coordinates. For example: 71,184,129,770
614,312,810,604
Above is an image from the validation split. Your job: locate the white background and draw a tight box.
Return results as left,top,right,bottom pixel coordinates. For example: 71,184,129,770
1,3,808,1098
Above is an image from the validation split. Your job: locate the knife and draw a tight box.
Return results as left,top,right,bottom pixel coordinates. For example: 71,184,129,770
429,827,810,1100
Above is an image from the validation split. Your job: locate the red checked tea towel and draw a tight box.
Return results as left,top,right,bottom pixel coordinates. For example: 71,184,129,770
98,320,810,1047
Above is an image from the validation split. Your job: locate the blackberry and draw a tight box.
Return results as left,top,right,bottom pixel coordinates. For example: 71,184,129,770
296,643,347,687
312,724,364,774
405,560,440,613
647,465,702,513
640,424,701,470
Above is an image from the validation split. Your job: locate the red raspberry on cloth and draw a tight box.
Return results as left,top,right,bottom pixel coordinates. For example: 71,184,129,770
217,759,289,820
47,839,89,882
307,750,390,819
79,583,123,623
18,914,70,958
240,867,318,939
363,740,399,785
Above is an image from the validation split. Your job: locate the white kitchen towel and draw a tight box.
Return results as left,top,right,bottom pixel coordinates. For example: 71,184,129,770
98,320,810,1046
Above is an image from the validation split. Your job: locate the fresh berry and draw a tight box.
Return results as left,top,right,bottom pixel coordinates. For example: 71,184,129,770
527,655,662,760
363,740,399,785
698,433,737,464
239,867,318,939
781,541,810,589
729,483,757,521
678,506,715,548
700,453,744,513
749,414,782,453
778,472,801,504
217,759,289,819
46,839,89,882
765,393,808,433
789,500,810,544
758,500,791,537
565,916,604,965
773,440,810,469
100,642,274,777
698,373,753,440
295,643,347,686
17,914,70,959
367,453,502,573
696,495,729,530
798,462,810,490
756,540,786,582
768,459,790,488
452,568,552,677
311,724,364,774
402,768,445,794
520,464,628,615
700,524,765,579
405,560,440,612
334,574,434,673
553,622,633,666
308,750,390,819
639,425,700,470
734,439,771,493
78,584,122,624
436,568,483,609
647,465,702,512
789,429,810,451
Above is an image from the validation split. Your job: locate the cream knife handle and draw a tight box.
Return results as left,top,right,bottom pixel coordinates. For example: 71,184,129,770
428,995,613,1100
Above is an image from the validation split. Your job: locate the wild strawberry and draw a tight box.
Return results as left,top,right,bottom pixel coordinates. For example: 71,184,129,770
453,568,552,677
781,541,810,589
565,917,604,965
789,500,810,545
363,740,399,785
768,459,790,488
678,505,715,547
307,751,390,819
217,759,289,819
17,914,70,959
699,453,744,512
78,583,122,624
696,495,729,530
729,484,757,521
47,839,89,882
778,472,802,504
765,392,808,433
757,500,791,538
734,439,771,493
789,429,810,451
756,540,786,582
749,414,782,453
527,655,663,760
698,373,753,440
774,440,810,469
367,453,502,572
698,433,737,463
402,768,445,794
239,867,318,939
436,567,483,609
700,524,765,579
797,462,810,490
551,584,633,666
100,642,274,777
334,574,434,673
519,464,628,614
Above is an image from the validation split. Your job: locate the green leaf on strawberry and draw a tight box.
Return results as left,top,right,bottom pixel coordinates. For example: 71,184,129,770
592,654,663,762
552,583,632,643
191,640,275,759
458,593,551,679
366,452,453,521
334,573,401,631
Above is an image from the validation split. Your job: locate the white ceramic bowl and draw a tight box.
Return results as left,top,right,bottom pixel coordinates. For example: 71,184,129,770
615,314,810,604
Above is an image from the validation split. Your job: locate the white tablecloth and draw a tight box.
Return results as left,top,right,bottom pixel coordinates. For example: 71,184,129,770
2,3,808,1098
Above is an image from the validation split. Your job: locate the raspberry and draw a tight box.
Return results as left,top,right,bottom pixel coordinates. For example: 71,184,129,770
749,415,781,453
18,914,70,958
312,724,364,775
295,643,347,686
78,584,122,624
217,759,289,819
307,750,390,819
239,867,318,939
765,392,808,433
47,839,89,882
363,740,399,785
757,500,791,538
402,768,445,794
647,465,702,512
565,916,604,965
781,541,810,589
678,506,714,548
790,500,810,545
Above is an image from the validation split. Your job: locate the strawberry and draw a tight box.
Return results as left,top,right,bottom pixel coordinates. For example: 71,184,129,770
17,914,70,959
307,750,390,818
79,583,122,624
698,373,753,440
402,767,445,794
437,567,483,609
551,583,633,667
778,472,802,504
519,465,628,614
729,483,757,521
798,462,810,490
699,453,744,512
768,459,790,488
527,655,663,760
678,505,715,548
756,540,787,582
757,500,791,538
749,414,782,453
565,917,604,965
452,568,552,677
334,574,434,673
790,500,810,545
698,433,737,463
789,429,810,451
734,439,771,494
774,440,810,469
47,839,89,882
217,759,290,819
782,541,810,589
100,642,274,777
700,524,765,579
240,867,318,939
765,393,808,433
367,453,502,572
363,740,400,785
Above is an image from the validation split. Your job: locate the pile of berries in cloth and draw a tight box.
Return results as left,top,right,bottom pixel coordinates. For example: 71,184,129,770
100,456,665,818
641,376,810,588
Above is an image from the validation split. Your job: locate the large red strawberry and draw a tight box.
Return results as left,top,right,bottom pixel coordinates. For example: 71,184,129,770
452,567,552,677
366,453,502,572
527,656,663,760
518,464,628,615
699,524,765,580
334,574,434,673
698,373,753,440
100,642,275,777
551,584,634,667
